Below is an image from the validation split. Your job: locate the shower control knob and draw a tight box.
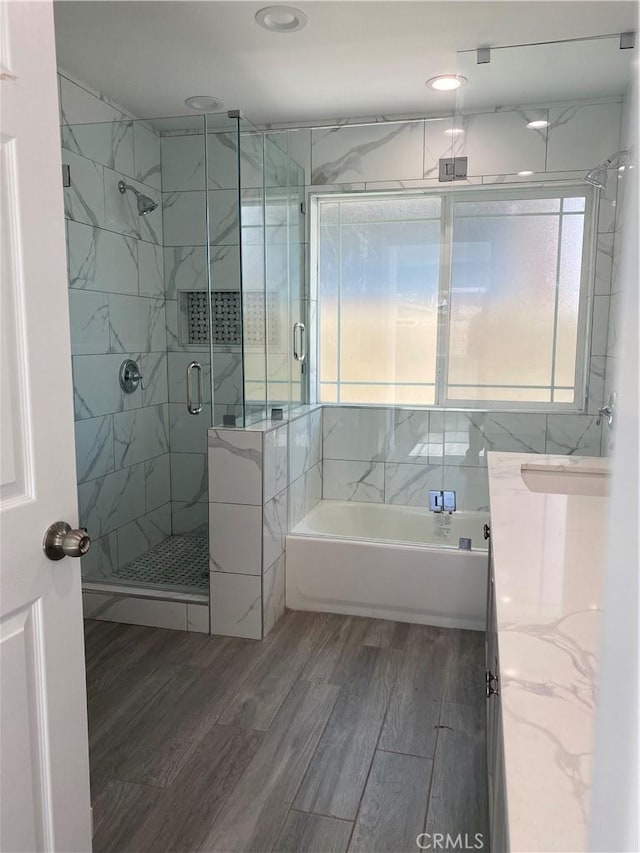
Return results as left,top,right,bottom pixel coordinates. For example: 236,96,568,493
43,522,91,561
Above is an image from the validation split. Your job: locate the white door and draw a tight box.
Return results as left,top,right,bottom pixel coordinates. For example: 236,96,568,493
0,2,92,851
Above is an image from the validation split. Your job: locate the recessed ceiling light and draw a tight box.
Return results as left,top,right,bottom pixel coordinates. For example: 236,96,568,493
526,119,549,129
184,95,223,111
518,170,534,176
426,75,468,91
255,5,307,32
444,127,465,136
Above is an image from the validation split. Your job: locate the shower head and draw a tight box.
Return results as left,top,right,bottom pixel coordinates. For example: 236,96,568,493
584,163,609,189
118,180,158,216
584,149,631,189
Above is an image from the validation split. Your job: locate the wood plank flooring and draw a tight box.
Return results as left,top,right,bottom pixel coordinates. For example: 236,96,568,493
85,611,488,853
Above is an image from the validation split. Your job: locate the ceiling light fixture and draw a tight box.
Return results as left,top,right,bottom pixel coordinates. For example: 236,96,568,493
255,5,307,32
426,75,467,92
526,119,549,129
184,95,223,111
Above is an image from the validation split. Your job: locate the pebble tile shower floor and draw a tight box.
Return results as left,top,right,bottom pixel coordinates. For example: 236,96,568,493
114,536,208,592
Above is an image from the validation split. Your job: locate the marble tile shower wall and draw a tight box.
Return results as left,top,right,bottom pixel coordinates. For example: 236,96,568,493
322,407,604,511
59,72,170,581
161,130,266,418
270,100,622,498
161,130,210,515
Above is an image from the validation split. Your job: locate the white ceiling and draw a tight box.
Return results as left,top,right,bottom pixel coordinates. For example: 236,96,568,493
53,0,638,125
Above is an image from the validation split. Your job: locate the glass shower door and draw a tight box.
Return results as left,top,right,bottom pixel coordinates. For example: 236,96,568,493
237,118,267,425
262,133,308,418
288,153,307,410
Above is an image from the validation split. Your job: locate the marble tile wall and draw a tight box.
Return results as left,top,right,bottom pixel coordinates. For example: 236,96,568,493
208,427,267,639
322,407,604,512
287,407,323,528
161,131,244,441
271,98,622,499
82,589,209,632
161,132,211,538
301,100,622,187
207,406,320,639
61,72,171,581
601,85,633,455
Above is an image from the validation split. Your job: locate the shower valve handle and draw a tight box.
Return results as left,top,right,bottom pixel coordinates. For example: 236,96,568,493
119,359,144,393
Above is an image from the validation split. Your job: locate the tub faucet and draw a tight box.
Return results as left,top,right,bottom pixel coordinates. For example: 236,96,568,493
597,392,616,427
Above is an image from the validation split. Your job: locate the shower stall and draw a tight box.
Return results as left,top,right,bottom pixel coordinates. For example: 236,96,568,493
63,105,306,610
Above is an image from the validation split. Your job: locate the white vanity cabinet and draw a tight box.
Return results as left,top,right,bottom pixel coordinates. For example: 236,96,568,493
485,532,509,852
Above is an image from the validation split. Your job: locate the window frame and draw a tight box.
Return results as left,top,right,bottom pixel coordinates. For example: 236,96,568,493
310,183,598,413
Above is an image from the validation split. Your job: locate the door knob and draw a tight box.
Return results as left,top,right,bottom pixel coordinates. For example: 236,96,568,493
43,522,91,561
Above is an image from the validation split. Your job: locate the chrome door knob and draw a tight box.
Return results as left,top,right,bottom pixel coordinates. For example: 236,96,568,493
43,522,91,561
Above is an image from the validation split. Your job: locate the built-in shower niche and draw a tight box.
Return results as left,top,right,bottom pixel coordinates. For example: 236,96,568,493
176,289,282,350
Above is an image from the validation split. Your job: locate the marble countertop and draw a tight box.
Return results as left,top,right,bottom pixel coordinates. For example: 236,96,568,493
487,452,609,853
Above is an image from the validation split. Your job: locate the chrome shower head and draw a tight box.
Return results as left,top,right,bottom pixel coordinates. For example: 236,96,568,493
584,149,631,189
584,163,609,189
118,180,158,216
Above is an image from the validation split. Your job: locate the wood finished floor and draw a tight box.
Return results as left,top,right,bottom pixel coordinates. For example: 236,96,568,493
85,611,488,853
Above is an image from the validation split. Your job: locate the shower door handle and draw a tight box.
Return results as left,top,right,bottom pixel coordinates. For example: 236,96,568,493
293,322,306,363
186,361,203,415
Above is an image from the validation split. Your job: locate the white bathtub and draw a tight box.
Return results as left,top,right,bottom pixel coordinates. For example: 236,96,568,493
286,500,488,631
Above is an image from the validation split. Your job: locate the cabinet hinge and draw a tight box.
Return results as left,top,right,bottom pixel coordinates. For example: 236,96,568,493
486,670,499,697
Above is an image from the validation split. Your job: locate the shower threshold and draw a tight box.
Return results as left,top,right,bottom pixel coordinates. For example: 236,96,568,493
113,535,209,594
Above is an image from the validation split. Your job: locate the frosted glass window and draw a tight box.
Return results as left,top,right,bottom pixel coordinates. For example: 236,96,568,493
318,195,441,406
315,188,592,409
448,196,587,404
456,198,560,216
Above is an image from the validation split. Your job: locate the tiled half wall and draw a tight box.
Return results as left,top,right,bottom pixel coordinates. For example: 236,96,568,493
208,407,322,639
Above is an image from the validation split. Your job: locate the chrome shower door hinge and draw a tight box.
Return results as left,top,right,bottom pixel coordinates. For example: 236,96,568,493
439,157,468,182
620,32,636,49
429,490,457,513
